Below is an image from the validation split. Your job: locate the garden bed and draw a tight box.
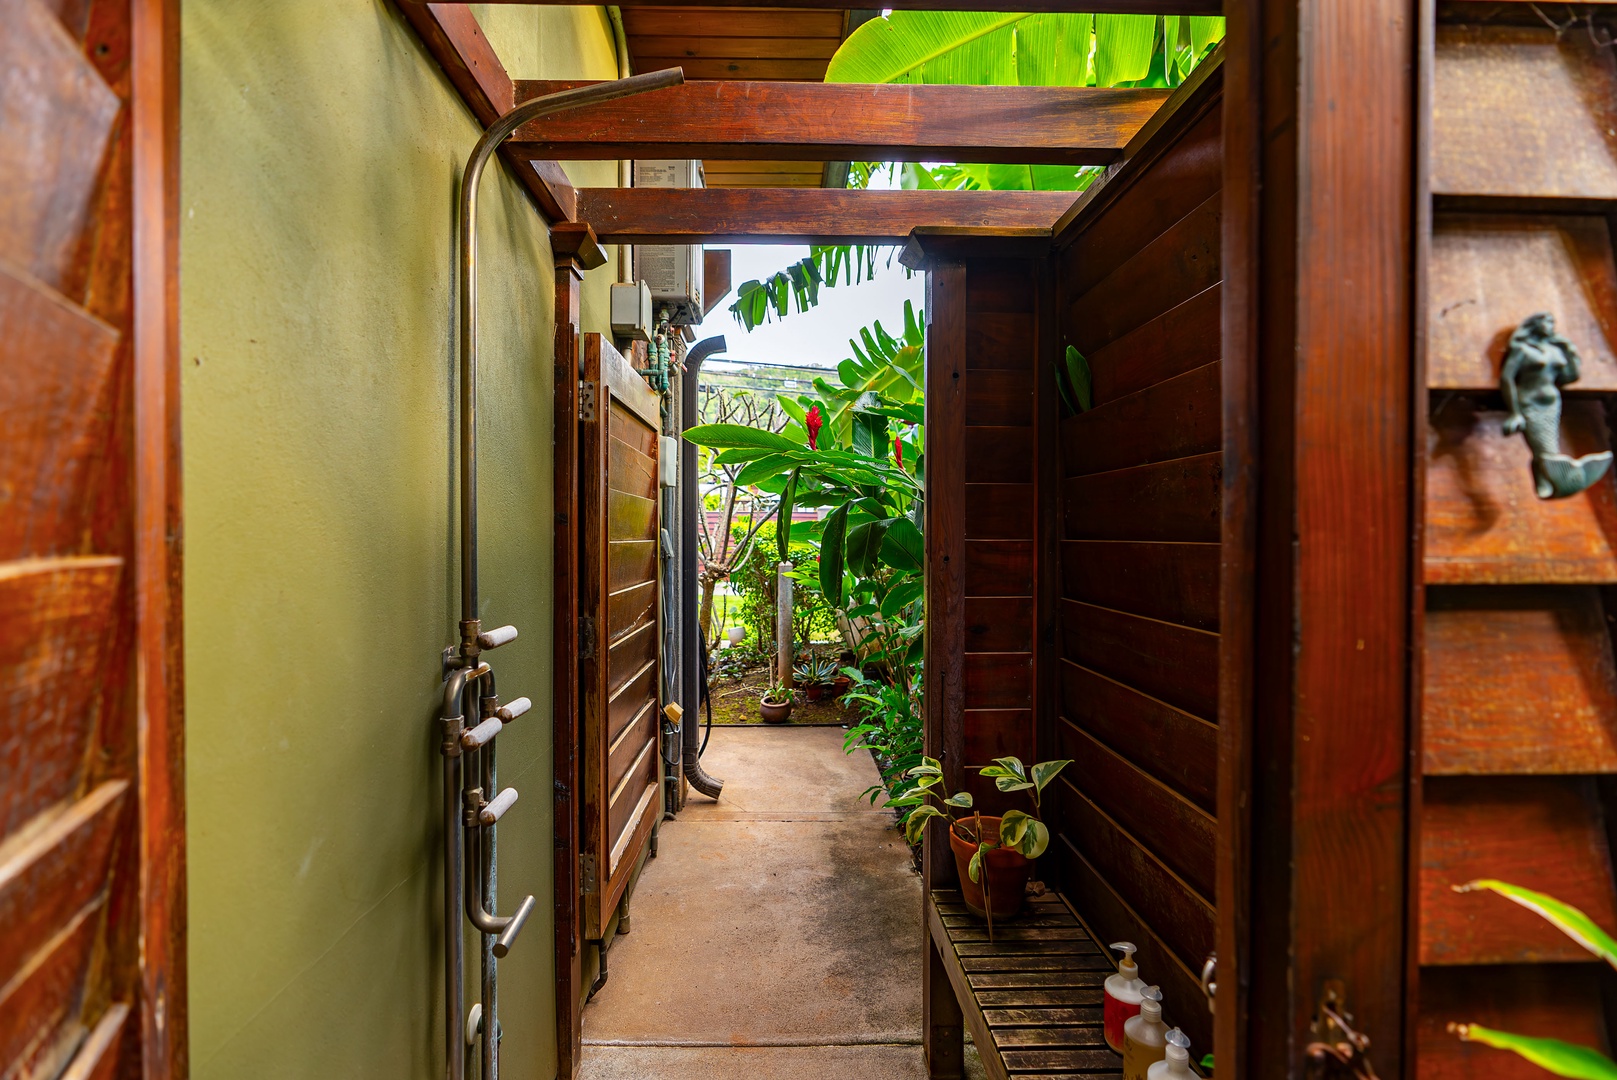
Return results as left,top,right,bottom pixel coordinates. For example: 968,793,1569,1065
706,661,850,727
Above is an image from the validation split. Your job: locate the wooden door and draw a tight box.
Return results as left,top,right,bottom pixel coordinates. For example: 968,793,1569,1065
578,332,663,941
0,1,182,1077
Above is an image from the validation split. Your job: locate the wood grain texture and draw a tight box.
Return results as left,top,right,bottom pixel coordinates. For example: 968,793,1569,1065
964,541,1034,597
964,484,1037,540
514,80,1166,164
1067,193,1221,355
965,370,1034,428
1424,586,1617,775
1428,214,1617,391
1432,23,1617,199
0,0,120,292
0,899,100,1079
962,710,1036,765
58,1002,129,1080
963,653,1032,711
1055,729,1216,902
0,782,127,993
0,558,121,837
1059,540,1219,632
1417,964,1612,1080
1084,284,1221,409
1058,667,1217,814
1058,600,1217,720
1061,362,1221,477
1426,399,1617,583
575,187,1076,244
964,427,1034,485
0,263,122,561
1063,453,1222,545
1421,776,1617,965
964,597,1034,653
967,312,1035,371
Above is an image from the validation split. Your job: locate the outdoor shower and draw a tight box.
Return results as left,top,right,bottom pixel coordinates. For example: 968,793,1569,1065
436,68,684,1080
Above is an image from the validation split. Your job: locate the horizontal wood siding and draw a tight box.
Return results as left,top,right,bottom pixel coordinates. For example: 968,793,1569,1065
1046,95,1222,1055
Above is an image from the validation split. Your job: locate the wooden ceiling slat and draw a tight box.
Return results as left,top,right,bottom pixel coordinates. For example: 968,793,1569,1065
576,187,1076,243
619,8,846,38
703,159,827,173
512,80,1168,165
627,36,840,60
628,57,830,79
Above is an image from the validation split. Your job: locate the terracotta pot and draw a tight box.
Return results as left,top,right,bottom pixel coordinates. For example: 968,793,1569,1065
949,816,1032,921
759,697,793,723
831,676,852,698
805,682,828,702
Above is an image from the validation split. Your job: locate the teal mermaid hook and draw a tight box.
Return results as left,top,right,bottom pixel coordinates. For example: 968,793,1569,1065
1500,312,1613,499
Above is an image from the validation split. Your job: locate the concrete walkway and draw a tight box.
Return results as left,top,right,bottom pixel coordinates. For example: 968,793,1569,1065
578,726,929,1079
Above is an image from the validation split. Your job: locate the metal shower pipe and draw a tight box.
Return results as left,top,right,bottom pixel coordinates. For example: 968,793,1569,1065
443,67,685,1080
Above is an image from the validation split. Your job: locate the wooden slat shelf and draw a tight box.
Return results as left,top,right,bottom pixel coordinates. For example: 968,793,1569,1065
928,889,1123,1079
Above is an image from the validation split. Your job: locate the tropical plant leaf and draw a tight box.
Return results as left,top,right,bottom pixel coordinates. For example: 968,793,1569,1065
1065,346,1093,412
1452,1025,1617,1080
734,454,790,488
846,518,892,578
905,804,946,845
1000,809,1032,848
776,394,809,427
776,467,800,563
881,579,925,619
968,846,985,883
995,776,1035,793
1019,818,1050,859
882,517,925,573
945,791,974,809
819,502,849,608
1031,759,1072,794
828,12,1031,85
1456,880,1617,968
1189,15,1226,56
685,423,800,451
992,756,1029,780
1094,14,1157,86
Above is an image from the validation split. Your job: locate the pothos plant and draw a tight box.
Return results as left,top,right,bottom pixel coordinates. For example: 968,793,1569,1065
893,755,1072,937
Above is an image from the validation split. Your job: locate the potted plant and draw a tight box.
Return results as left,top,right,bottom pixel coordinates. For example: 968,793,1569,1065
897,755,1071,932
759,682,794,723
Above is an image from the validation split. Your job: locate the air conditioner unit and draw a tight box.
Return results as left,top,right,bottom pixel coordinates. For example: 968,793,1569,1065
633,159,704,326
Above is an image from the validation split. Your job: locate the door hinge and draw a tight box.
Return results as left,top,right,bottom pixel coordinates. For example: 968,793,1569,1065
579,380,597,422
581,853,598,894
579,615,596,660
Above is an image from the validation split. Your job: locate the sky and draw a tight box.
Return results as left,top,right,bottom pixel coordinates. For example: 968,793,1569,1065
687,243,926,370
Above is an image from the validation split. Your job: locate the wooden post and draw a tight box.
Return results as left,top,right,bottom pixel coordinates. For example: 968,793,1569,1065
776,562,793,688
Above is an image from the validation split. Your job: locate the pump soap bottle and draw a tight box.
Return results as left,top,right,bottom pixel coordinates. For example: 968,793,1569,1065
1104,942,1146,1052
1147,1029,1194,1079
1122,985,1167,1080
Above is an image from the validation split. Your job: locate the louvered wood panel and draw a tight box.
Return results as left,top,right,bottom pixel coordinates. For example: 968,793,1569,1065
1419,965,1612,1080
580,333,662,940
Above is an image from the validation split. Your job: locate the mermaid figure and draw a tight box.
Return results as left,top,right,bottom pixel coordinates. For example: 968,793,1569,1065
1500,312,1612,499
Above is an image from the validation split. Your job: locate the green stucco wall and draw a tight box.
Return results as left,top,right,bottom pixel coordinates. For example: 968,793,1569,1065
181,4,619,1076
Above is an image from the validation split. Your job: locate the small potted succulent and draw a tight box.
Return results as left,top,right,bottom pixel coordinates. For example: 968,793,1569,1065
897,755,1071,932
759,682,794,723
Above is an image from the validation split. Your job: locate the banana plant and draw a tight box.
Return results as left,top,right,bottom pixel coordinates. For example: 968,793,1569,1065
1449,880,1617,1078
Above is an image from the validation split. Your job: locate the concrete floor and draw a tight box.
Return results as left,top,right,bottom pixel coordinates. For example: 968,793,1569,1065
578,726,938,1079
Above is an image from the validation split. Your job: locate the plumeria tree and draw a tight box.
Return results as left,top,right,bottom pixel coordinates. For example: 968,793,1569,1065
694,388,788,640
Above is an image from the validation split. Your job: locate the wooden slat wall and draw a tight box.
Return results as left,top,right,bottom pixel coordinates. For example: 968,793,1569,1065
1045,96,1223,1057
1420,8,1617,1075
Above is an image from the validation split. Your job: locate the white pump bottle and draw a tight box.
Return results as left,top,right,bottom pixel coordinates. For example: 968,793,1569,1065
1104,942,1146,1052
1147,1028,1195,1080
1122,985,1167,1080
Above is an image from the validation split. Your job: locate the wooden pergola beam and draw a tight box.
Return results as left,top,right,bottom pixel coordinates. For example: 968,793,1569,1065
511,80,1169,166
575,187,1077,244
448,0,1217,11
394,2,576,221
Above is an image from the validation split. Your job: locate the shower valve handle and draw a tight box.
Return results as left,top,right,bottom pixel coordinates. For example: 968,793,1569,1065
461,717,503,750
477,625,518,650
480,787,519,826
496,696,530,722
493,894,538,958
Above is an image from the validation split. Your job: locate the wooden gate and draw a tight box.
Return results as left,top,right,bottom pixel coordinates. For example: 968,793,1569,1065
578,332,663,941
0,1,182,1077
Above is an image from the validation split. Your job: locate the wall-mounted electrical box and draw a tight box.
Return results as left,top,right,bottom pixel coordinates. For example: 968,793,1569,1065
659,436,679,488
610,281,654,341
633,159,704,326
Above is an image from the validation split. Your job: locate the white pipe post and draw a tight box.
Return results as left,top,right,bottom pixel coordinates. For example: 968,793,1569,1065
777,562,793,688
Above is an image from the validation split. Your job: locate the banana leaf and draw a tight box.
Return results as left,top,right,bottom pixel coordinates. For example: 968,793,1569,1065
1453,1025,1617,1080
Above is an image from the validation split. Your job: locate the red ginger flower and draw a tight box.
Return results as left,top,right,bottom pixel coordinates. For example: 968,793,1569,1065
894,436,904,468
804,405,823,450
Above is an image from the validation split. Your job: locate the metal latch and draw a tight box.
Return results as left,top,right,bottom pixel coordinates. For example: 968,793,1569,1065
582,854,598,894
579,615,596,660
579,380,597,422
1306,980,1382,1079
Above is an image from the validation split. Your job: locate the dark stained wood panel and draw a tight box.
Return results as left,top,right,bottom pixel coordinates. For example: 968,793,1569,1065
967,312,1035,371
0,899,99,1078
1084,284,1220,409
606,620,659,694
0,264,122,560
610,400,657,456
618,7,845,40
965,370,1034,427
1432,23,1617,199
1421,777,1617,965
1426,400,1617,583
58,1002,129,1080
964,597,1034,654
1428,214,1617,391
608,436,657,500
606,580,657,640
962,709,1035,765
1418,964,1612,1080
964,540,1034,597
1060,541,1219,632
627,35,837,59
606,702,657,797
1066,194,1220,354
967,258,1036,314
0,558,121,836
1060,103,1222,298
1424,586,1617,775
964,427,1034,484
606,661,658,746
607,539,657,593
0,0,120,293
1060,362,1221,477
607,490,657,542
1058,667,1217,814
963,652,1031,711
1055,728,1216,901
1063,453,1221,544
0,782,126,992
964,484,1037,540
1058,600,1217,719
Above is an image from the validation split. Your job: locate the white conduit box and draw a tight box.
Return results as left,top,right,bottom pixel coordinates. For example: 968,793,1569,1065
611,281,653,341
633,159,704,326
659,436,678,488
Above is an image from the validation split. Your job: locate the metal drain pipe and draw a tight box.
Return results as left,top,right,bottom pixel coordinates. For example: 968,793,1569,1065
681,336,727,800
440,68,684,1080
